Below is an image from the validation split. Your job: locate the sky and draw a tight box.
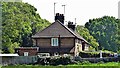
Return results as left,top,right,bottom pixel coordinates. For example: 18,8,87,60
22,0,120,25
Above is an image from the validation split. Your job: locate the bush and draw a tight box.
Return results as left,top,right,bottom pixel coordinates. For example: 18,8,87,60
36,56,72,65
75,57,120,63
79,51,112,58
81,61,91,65
97,61,104,64
50,57,71,65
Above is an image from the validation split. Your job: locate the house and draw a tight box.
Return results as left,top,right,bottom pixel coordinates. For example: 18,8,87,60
31,13,90,56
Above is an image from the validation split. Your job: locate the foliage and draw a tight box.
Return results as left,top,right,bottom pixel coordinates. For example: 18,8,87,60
2,2,50,53
117,50,120,54
97,61,104,64
116,19,120,53
1,62,120,68
76,25,99,50
79,51,113,58
81,61,91,65
75,56,119,63
37,57,72,65
85,16,119,52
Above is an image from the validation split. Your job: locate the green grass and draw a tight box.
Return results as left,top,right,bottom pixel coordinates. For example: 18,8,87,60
67,62,119,66
1,62,120,68
0,65,2,68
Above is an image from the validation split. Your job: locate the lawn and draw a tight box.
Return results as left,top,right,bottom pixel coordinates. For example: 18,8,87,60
1,62,120,68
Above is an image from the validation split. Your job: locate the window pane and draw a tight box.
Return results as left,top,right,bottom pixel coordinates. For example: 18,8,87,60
51,38,58,46
55,38,57,46
53,38,55,46
56,38,58,46
51,38,53,46
24,52,28,56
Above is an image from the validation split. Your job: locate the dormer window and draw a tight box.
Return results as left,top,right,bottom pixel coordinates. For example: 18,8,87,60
51,38,58,46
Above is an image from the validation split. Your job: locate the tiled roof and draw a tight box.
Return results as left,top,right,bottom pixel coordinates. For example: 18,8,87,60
32,20,89,44
38,47,74,53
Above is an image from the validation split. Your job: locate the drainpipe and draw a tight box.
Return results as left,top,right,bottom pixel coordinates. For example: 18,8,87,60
58,35,61,55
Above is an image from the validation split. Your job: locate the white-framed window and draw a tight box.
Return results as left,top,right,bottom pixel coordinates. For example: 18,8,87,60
51,38,58,46
24,52,28,56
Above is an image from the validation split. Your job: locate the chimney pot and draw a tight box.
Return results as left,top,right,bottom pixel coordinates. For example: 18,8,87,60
68,21,76,31
55,13,64,24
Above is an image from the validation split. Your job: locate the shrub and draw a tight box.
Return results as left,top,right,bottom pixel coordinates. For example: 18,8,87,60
97,61,104,64
36,56,72,65
81,61,91,65
50,57,71,65
79,51,112,58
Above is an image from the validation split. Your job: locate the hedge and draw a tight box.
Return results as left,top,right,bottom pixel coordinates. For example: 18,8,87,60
35,56,73,65
79,51,113,58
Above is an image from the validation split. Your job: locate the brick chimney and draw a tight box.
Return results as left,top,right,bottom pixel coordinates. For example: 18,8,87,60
55,13,64,24
68,21,76,31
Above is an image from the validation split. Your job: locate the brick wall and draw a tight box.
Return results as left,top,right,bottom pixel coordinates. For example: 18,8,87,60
17,47,38,56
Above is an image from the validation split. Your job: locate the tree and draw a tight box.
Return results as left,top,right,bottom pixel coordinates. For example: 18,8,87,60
76,25,99,51
85,16,119,52
2,2,50,53
116,19,120,53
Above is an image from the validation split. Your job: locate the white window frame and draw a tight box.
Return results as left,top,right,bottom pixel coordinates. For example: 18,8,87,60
51,38,59,46
24,52,28,56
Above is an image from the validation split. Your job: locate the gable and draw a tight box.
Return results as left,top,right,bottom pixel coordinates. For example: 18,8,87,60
32,21,75,38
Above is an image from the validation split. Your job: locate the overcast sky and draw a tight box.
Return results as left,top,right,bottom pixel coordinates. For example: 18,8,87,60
22,0,120,25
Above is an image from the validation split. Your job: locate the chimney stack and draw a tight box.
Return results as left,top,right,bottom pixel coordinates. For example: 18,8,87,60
68,21,76,31
55,13,64,24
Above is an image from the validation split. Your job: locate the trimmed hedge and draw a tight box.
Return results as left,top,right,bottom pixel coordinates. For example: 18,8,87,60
79,51,113,58
75,57,120,63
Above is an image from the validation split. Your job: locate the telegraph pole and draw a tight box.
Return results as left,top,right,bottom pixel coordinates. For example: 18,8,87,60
54,2,57,17
62,5,66,23
62,5,66,15
75,18,76,24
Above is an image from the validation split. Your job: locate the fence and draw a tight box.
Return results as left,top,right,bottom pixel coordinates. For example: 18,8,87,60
2,56,38,65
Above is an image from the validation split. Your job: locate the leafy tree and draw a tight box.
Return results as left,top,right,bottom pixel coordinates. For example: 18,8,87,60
2,2,50,53
76,25,99,51
85,16,119,52
116,19,120,53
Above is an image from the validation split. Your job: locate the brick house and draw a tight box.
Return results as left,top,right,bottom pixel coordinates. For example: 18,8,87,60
32,13,90,56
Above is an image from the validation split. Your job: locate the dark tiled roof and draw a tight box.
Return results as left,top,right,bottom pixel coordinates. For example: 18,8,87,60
32,20,89,44
73,31,89,43
38,47,74,53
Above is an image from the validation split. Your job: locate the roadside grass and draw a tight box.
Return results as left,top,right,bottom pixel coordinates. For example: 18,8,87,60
1,62,120,68
67,62,119,66
0,65,2,68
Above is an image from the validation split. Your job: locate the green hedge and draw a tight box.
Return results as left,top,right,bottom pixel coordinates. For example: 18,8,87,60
36,57,72,65
75,57,120,63
79,51,112,58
